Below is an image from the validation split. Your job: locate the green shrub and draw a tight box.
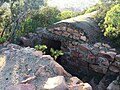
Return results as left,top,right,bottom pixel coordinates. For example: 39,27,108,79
102,4,120,47
50,48,64,60
32,6,60,27
94,3,113,31
0,5,11,35
35,44,47,54
58,10,78,20
15,6,60,36
104,4,120,38
0,36,7,44
77,10,86,15
35,44,64,60
94,1,119,31
85,5,99,14
21,17,39,34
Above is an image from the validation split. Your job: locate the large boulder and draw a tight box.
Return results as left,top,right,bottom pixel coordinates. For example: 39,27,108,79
44,76,68,90
0,44,92,90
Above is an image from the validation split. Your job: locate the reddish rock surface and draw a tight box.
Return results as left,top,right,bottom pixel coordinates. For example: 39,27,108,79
6,84,35,90
0,44,93,90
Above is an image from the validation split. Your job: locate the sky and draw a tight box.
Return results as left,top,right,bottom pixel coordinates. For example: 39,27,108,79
47,0,99,12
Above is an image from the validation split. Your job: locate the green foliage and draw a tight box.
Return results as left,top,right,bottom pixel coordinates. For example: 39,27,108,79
40,6,60,27
85,5,99,14
31,6,60,27
50,48,64,60
0,0,46,41
94,2,114,31
0,36,7,44
22,6,60,29
26,0,45,9
35,44,47,52
103,4,120,47
0,3,11,32
58,10,78,20
77,10,86,15
104,4,120,38
35,44,64,60
93,1,120,47
20,17,39,35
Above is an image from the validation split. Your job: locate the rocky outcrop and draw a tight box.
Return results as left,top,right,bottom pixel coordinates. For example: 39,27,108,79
0,44,92,90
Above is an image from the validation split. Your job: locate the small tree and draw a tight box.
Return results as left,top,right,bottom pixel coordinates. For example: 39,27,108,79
0,0,45,41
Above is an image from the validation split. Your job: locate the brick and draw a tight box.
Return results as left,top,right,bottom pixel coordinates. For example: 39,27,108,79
62,32,70,37
71,50,79,58
112,61,120,68
89,64,107,74
80,36,87,41
67,28,74,33
98,51,115,62
115,54,120,61
78,60,88,67
109,66,120,73
54,31,62,35
87,54,96,60
78,44,90,52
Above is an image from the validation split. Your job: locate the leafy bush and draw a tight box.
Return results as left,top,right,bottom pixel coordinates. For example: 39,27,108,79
77,10,86,15
0,3,11,33
35,44,47,54
102,4,120,47
50,48,64,60
14,6,60,36
94,3,113,31
21,17,40,35
104,4,120,38
0,36,7,44
31,6,60,27
85,5,99,14
35,44,64,60
93,2,120,47
94,1,119,31
58,10,78,20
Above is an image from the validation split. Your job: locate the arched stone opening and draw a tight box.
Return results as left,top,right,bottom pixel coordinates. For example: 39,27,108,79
40,37,61,54
39,37,63,65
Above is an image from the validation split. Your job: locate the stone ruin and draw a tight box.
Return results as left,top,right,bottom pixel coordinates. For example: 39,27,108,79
18,12,120,90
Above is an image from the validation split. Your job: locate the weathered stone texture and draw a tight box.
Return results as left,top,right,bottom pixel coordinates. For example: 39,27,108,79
0,44,93,90
15,15,120,90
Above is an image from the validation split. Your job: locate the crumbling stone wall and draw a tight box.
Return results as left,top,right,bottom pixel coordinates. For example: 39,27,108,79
21,25,120,75
47,24,119,74
18,12,120,89
20,23,120,89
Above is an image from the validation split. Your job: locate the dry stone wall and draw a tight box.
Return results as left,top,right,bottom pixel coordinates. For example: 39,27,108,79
19,24,120,89
20,25,120,75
